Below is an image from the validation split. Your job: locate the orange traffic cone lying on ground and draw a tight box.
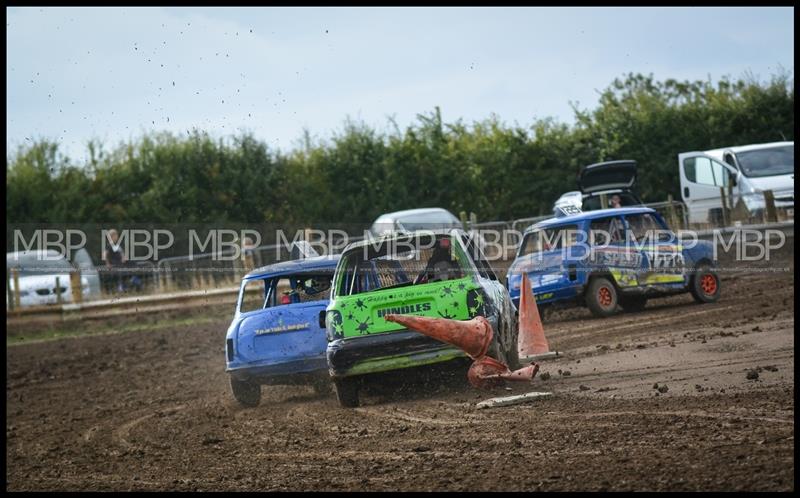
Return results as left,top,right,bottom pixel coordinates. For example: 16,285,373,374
383,313,539,390
467,355,540,389
517,273,556,361
383,314,493,359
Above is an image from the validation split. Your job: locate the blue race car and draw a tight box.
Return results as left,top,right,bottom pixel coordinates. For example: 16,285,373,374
506,206,721,318
225,255,340,406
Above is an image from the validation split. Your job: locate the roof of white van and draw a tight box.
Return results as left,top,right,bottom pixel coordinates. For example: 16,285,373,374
704,141,793,159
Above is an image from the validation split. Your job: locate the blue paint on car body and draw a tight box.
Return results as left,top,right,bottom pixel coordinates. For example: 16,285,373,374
225,255,341,386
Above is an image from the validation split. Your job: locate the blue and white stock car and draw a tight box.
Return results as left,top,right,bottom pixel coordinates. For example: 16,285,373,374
507,206,721,318
225,255,340,406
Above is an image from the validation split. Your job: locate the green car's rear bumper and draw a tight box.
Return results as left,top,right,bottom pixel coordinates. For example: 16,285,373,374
326,330,467,378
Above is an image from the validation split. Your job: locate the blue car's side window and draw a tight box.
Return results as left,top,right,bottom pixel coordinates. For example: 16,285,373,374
240,278,267,313
589,216,625,247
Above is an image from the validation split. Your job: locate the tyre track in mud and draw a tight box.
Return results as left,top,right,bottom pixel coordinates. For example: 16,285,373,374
6,264,794,491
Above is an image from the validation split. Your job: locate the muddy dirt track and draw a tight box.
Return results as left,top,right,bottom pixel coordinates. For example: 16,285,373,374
6,257,795,490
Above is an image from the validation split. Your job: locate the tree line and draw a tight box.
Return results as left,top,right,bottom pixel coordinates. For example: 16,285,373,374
6,71,794,226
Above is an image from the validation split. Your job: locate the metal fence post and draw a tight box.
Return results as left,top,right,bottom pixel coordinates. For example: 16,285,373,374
157,264,165,293
763,190,778,223
165,263,174,292
193,262,202,289
13,268,21,310
7,271,14,311
666,194,678,229
727,181,734,213
56,276,63,305
70,269,83,304
719,187,729,228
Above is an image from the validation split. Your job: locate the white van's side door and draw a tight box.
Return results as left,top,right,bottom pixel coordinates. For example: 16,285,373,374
678,152,738,225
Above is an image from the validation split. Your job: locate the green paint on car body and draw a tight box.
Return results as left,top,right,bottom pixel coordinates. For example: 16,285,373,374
329,275,480,338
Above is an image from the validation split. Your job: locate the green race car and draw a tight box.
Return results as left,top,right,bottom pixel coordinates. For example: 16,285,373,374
325,230,519,407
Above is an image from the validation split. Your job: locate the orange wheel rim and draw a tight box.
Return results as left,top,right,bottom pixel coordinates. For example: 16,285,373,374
700,274,717,295
598,286,613,307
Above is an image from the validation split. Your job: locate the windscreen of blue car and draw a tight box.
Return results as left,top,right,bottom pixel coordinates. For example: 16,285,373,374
518,224,580,257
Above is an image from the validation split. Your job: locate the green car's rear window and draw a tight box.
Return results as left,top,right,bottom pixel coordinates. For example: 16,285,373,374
336,234,468,296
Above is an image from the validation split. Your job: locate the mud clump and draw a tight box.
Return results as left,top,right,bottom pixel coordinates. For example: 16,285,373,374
540,372,551,381
746,370,760,381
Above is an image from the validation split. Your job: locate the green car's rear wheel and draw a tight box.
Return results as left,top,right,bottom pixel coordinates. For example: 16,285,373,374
334,377,360,408
312,378,333,396
504,313,520,370
489,313,520,370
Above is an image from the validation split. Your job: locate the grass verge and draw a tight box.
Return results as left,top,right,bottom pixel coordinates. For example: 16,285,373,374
7,310,228,347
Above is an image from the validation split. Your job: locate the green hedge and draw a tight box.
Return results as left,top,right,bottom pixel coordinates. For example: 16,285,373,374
7,72,794,225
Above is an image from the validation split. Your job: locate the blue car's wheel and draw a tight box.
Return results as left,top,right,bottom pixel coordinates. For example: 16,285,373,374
230,377,261,407
690,265,721,304
586,277,619,318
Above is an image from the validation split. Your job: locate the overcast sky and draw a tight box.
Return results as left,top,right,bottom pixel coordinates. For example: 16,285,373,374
6,6,794,162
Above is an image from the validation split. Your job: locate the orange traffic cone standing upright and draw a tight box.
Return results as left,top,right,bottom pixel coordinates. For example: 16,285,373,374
517,273,557,361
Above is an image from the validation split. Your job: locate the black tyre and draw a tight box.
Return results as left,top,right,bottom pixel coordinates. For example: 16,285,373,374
586,277,619,318
230,377,261,407
619,295,648,313
690,265,721,303
488,314,519,370
334,378,360,408
504,314,520,370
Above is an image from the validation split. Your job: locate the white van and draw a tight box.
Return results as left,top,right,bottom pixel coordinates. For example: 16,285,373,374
678,141,794,225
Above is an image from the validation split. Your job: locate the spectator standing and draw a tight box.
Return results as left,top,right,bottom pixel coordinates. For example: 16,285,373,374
102,229,127,293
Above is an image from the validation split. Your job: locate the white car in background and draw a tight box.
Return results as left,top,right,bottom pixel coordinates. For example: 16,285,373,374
6,249,98,308
369,207,463,238
679,141,794,224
